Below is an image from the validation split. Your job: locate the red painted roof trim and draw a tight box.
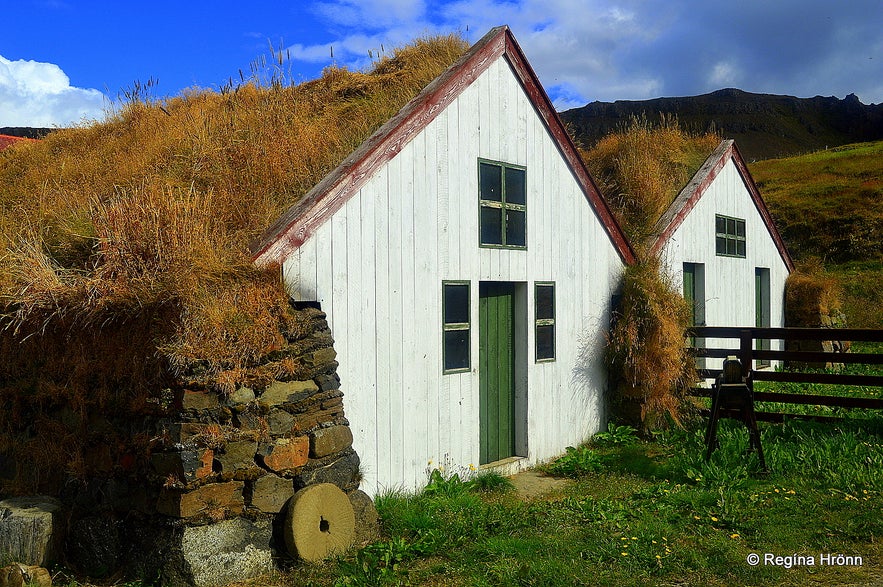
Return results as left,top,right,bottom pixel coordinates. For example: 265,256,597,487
251,26,636,266
649,139,794,272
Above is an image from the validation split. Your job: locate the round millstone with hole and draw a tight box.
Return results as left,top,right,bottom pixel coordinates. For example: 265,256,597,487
284,483,355,562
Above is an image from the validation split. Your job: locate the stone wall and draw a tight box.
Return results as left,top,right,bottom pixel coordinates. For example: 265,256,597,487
0,306,376,586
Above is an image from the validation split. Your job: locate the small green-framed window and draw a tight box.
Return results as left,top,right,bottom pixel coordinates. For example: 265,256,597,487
479,159,526,248
715,214,746,258
443,281,470,372
535,282,555,362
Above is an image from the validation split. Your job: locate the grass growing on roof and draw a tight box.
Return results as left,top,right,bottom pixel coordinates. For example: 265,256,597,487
0,33,469,384
581,113,721,246
0,34,469,493
578,116,718,429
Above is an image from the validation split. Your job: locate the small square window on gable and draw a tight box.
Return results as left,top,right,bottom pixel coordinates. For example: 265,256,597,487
715,214,746,258
479,160,526,248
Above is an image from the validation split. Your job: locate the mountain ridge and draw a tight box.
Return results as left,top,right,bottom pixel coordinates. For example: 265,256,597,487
560,88,883,161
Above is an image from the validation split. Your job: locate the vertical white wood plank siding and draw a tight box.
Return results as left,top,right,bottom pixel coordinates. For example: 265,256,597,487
421,128,441,467
436,109,452,462
659,158,791,369
385,151,406,490
358,188,377,490
343,192,368,488
372,166,391,492
399,137,420,483
458,75,481,471
282,54,626,494
314,222,333,320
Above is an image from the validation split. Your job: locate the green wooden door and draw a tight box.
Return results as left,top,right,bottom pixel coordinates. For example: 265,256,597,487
479,282,516,465
755,268,771,366
683,264,697,347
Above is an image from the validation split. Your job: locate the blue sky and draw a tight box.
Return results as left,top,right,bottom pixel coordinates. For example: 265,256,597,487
2,0,881,127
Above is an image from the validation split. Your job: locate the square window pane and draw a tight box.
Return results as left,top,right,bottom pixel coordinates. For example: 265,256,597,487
479,163,502,202
536,324,555,360
480,206,503,245
536,285,554,320
736,220,746,237
444,329,470,370
716,236,727,254
505,168,526,205
737,240,746,257
716,216,726,234
506,209,526,247
444,283,469,325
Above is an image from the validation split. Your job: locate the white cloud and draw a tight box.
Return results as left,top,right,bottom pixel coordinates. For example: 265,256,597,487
289,0,883,107
0,55,107,127
708,61,741,88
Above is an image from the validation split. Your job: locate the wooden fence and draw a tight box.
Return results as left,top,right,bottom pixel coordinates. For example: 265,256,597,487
686,326,883,423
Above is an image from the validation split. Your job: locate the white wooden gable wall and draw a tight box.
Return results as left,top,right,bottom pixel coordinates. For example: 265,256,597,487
282,54,624,495
658,157,790,365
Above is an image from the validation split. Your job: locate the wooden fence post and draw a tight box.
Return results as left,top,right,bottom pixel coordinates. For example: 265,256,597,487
739,329,753,379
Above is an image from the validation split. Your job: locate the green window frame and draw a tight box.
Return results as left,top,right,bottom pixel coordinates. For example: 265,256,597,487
535,282,555,362
715,214,746,258
479,159,527,248
443,281,471,373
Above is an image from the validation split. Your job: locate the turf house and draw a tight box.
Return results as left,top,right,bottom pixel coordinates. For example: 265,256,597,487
648,139,795,370
0,26,633,584
252,25,636,495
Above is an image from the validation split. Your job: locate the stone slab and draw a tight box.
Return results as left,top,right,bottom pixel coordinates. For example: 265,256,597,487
258,437,309,474
250,475,294,513
177,518,274,587
258,380,318,409
0,496,64,566
310,425,353,458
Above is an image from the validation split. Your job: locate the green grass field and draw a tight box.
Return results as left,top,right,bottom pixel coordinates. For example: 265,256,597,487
750,141,883,328
284,410,882,586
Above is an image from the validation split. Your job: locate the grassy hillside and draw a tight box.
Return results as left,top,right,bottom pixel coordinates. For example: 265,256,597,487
749,141,883,328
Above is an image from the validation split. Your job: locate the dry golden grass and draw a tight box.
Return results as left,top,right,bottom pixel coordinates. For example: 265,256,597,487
581,114,721,248
0,34,468,387
785,259,845,327
606,257,696,429
583,117,717,427
0,34,468,492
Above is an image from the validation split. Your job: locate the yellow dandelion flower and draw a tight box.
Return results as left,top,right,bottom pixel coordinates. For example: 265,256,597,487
655,555,661,559
621,537,629,541
631,537,638,541
621,552,628,556
693,515,701,520
651,540,657,544
710,516,718,522
730,533,740,539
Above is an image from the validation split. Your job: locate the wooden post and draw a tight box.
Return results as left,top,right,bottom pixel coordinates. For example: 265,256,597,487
740,329,753,379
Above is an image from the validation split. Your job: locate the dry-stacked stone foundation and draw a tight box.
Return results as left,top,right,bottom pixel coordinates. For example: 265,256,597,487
0,306,377,586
